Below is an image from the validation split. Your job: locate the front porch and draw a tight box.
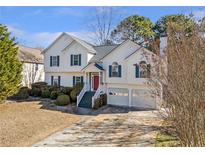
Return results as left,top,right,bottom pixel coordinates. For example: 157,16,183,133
77,63,105,108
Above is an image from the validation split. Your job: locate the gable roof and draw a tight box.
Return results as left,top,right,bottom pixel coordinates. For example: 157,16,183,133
124,46,155,60
89,44,119,63
43,32,96,54
66,33,96,53
17,45,44,64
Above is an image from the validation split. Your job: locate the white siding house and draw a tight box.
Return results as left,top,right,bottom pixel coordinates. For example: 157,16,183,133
17,45,45,87
43,32,162,109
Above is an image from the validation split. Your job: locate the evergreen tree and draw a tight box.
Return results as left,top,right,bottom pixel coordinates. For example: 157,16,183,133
0,24,22,102
111,15,155,45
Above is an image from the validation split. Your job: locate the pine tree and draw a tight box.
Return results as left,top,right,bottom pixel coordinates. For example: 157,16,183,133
0,24,22,102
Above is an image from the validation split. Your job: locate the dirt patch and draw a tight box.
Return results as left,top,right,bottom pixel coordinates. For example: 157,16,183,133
0,101,80,147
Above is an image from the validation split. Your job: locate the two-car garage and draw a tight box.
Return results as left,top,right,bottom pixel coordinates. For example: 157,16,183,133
108,87,157,109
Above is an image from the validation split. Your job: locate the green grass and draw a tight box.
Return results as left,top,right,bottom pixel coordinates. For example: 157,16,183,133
155,130,180,147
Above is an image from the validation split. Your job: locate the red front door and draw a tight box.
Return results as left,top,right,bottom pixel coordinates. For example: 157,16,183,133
93,76,99,91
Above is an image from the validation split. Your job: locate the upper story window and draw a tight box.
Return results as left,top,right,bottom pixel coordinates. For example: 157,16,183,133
50,56,59,67
71,54,81,66
109,62,122,77
135,61,151,78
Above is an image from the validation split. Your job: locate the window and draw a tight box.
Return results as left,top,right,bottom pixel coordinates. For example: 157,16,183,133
73,76,83,86
53,76,59,86
112,62,119,77
50,56,59,67
109,62,121,77
52,56,57,66
71,54,81,66
135,61,151,78
73,55,79,65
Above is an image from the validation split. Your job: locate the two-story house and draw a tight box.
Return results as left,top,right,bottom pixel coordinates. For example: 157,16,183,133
43,32,162,109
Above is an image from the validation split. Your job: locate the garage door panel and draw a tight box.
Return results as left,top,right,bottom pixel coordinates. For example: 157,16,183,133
108,88,129,106
131,89,156,109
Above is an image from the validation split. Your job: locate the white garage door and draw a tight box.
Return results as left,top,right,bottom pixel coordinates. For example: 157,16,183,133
131,89,156,109
108,88,129,106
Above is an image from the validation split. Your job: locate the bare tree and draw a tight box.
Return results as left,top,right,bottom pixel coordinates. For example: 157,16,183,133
150,18,205,146
22,63,43,88
89,7,116,45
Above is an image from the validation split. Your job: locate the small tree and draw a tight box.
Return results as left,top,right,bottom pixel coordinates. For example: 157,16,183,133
0,24,22,102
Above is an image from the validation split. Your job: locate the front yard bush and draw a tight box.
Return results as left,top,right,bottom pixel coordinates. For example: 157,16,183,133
93,93,107,109
30,87,41,97
9,87,30,100
70,83,83,102
55,95,71,106
50,91,59,100
31,82,47,89
61,87,73,95
41,89,50,98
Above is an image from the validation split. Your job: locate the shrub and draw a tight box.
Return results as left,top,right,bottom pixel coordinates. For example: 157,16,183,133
93,98,101,109
9,87,30,100
55,95,70,106
48,85,60,93
61,87,73,95
93,93,107,109
100,94,107,106
70,83,83,102
31,82,47,89
41,89,50,98
31,87,41,97
50,91,59,100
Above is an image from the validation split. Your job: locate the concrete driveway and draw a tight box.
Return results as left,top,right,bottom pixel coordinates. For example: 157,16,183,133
33,106,162,147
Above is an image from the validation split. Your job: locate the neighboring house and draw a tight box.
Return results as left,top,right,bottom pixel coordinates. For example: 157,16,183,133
43,33,162,109
17,45,45,87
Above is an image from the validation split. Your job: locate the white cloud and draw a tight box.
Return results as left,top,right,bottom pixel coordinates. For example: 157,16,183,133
7,25,61,47
192,10,205,20
6,24,95,48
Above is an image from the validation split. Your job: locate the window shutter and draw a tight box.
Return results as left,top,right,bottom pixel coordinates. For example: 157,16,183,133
135,65,140,78
79,54,81,66
58,76,61,86
71,54,73,66
73,76,75,86
81,76,83,83
109,65,112,77
50,56,52,67
51,76,53,85
57,56,60,66
118,65,122,77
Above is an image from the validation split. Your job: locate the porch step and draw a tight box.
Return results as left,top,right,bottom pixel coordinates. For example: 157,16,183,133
78,91,95,108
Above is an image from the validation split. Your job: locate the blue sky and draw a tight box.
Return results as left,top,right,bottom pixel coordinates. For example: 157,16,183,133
0,6,205,47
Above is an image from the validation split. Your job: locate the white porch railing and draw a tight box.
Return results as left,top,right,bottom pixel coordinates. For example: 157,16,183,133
91,85,105,108
77,84,89,107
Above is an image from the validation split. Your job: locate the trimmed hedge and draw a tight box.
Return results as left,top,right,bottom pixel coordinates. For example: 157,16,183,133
9,87,30,100
70,83,83,102
41,89,50,98
61,87,73,95
55,95,71,106
50,91,59,100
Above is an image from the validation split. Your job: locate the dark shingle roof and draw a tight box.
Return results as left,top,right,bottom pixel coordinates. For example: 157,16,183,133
89,44,119,62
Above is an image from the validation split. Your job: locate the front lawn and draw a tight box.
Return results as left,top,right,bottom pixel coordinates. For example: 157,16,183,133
0,101,80,147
